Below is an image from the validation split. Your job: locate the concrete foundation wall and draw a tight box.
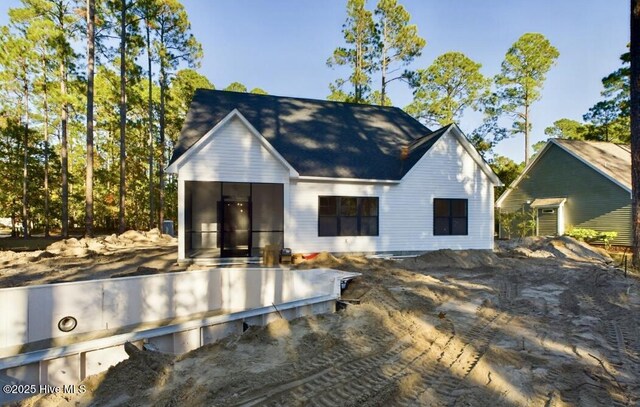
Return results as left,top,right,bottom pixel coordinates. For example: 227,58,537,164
0,268,337,350
0,268,357,404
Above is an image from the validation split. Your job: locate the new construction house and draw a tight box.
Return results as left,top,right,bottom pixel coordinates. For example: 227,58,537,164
166,90,502,263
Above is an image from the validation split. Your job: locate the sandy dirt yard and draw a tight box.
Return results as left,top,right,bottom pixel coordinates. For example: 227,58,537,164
7,236,640,407
0,230,185,288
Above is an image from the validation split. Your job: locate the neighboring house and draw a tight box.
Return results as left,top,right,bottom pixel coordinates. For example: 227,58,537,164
166,90,502,262
495,139,631,246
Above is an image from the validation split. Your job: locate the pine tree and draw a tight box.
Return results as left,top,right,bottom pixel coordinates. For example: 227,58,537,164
151,0,201,229
85,0,96,236
495,33,559,166
328,0,377,103
374,0,425,106
405,51,489,127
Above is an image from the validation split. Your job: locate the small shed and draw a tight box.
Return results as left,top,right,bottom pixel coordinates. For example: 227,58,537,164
496,139,631,245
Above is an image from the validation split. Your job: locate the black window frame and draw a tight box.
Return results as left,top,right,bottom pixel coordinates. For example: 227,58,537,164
318,196,379,237
433,198,468,236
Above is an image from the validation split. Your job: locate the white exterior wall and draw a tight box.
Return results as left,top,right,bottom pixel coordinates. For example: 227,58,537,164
174,117,495,258
288,132,495,253
176,117,290,260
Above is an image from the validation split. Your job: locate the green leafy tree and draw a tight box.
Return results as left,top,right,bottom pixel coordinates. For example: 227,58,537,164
495,33,559,166
405,51,489,127
0,25,35,237
161,69,212,222
327,0,377,103
544,118,588,140
327,78,350,102
166,69,213,145
152,0,201,228
602,50,630,115
108,0,144,233
368,90,392,106
583,100,625,142
224,81,247,92
137,0,161,229
490,155,524,199
581,50,631,144
250,87,267,95
50,0,81,236
468,93,509,158
374,0,424,106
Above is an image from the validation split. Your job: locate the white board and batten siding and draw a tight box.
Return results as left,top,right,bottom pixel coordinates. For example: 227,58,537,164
175,116,291,259
289,132,495,253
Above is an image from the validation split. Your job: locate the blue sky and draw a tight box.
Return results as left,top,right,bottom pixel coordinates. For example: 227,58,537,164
0,1,630,162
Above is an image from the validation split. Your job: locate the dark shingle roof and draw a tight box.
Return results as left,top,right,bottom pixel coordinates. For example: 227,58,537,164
169,89,442,180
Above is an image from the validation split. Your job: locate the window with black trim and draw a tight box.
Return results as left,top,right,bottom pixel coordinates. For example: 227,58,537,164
318,196,379,236
434,198,468,235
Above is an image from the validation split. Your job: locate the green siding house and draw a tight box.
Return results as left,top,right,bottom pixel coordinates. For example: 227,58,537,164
495,139,631,246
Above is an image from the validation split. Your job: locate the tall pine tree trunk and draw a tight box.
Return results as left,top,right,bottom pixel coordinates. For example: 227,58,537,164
43,60,50,238
60,60,69,238
22,67,29,239
380,20,388,106
146,23,155,230
631,0,640,266
118,0,127,234
158,65,166,230
524,103,530,166
85,0,95,237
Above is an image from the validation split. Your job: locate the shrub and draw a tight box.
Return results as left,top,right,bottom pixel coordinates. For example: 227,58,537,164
566,228,618,249
498,209,536,239
566,228,599,241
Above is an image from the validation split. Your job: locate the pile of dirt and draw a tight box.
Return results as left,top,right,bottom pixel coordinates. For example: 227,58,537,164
294,251,344,269
43,228,175,258
93,343,174,399
0,230,179,288
405,249,506,270
499,235,612,264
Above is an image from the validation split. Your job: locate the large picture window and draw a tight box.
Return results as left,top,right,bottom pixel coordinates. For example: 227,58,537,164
318,196,379,236
434,198,468,235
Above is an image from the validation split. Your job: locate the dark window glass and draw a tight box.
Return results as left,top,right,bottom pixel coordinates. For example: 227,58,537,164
361,198,378,216
340,197,358,216
434,217,450,235
434,199,468,236
252,183,284,231
434,199,450,217
318,217,338,236
451,200,467,217
451,218,467,235
318,196,379,237
340,217,358,235
319,197,337,216
360,217,378,236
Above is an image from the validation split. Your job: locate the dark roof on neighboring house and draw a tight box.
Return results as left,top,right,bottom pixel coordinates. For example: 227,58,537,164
169,89,445,180
552,139,631,190
496,138,631,207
